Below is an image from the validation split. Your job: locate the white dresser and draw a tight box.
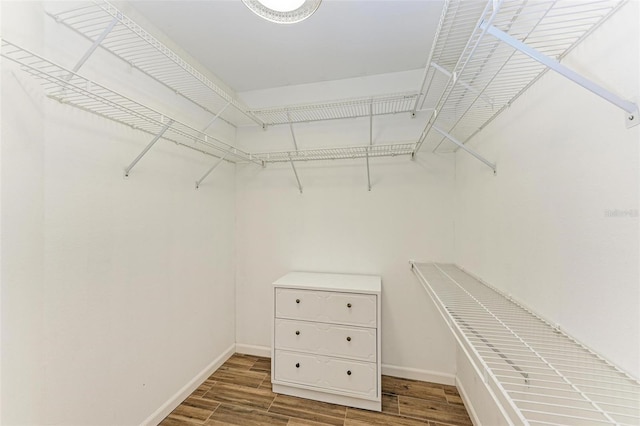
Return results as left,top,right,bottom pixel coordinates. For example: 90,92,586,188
271,272,382,411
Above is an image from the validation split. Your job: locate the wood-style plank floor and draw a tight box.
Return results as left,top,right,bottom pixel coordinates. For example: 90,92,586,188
160,353,472,426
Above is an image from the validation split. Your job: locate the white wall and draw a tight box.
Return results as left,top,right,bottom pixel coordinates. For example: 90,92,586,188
235,74,459,379
1,2,237,424
1,3,47,423
4,1,638,425
454,1,639,378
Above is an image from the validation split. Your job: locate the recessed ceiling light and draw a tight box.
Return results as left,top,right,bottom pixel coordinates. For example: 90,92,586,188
242,0,322,24
258,0,306,12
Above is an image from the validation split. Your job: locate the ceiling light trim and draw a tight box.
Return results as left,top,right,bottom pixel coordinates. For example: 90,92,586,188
242,0,322,24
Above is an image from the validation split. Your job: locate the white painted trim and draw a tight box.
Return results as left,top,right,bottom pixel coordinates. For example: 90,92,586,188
455,376,481,426
381,364,455,386
140,343,235,426
235,343,271,358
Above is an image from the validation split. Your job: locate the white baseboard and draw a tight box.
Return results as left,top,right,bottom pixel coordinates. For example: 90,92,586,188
381,364,455,386
455,376,480,426
140,343,235,426
235,343,271,358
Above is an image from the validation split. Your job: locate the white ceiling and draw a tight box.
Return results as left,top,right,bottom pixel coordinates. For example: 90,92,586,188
130,0,445,93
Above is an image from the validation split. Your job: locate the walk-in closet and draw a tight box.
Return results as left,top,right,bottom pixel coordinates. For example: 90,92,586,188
1,0,638,424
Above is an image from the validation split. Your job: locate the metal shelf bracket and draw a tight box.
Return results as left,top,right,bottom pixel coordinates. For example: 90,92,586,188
124,119,173,177
433,126,496,173
431,62,494,108
287,114,303,194
482,23,639,128
625,102,639,128
411,0,451,117
70,16,119,74
290,159,303,194
60,16,118,94
195,153,227,189
50,1,262,128
366,103,373,191
201,101,231,133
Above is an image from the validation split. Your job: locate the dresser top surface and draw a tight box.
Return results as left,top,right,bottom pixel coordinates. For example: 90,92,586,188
273,272,381,293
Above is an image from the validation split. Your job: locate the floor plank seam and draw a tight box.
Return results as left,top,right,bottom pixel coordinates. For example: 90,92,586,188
266,393,278,412
165,354,472,426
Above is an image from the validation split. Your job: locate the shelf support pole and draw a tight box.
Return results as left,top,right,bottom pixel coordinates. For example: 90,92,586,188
71,16,119,74
366,103,373,191
433,126,496,173
413,0,504,156
411,0,450,117
482,23,639,122
201,101,231,132
287,113,303,193
289,155,303,194
124,119,173,177
287,112,299,151
431,62,494,108
195,153,227,189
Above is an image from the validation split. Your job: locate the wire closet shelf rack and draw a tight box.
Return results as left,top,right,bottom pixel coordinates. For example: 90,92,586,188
1,39,417,167
0,40,257,166
48,0,262,128
47,0,425,128
414,0,634,159
249,92,421,125
250,142,416,163
3,0,634,174
412,262,640,426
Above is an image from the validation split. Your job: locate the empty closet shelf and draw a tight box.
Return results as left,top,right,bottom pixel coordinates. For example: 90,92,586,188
249,93,419,125
412,262,640,426
48,0,260,128
251,142,417,163
1,40,256,165
416,0,627,154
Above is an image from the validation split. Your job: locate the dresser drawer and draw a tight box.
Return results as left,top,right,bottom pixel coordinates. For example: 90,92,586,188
275,319,376,362
275,288,377,327
274,350,377,398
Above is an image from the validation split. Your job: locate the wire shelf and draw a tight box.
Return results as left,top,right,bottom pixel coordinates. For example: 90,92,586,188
2,40,419,167
251,142,416,163
415,0,625,154
250,93,419,125
1,40,257,165
9,0,629,170
413,262,640,426
49,0,261,128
